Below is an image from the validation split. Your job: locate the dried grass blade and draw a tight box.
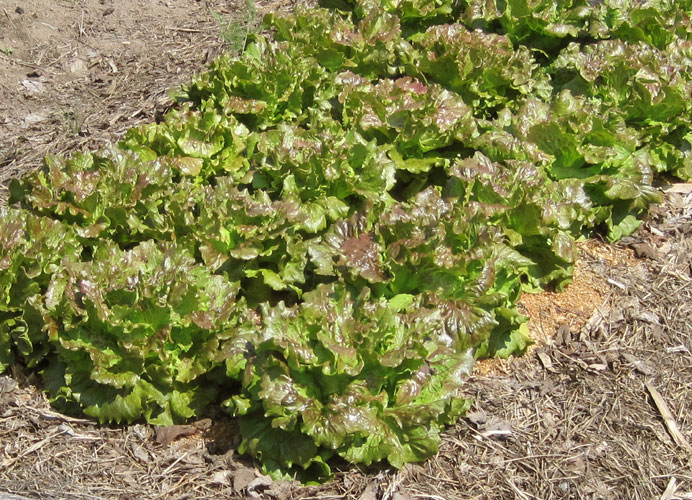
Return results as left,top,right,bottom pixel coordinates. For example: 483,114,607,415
660,477,677,500
645,382,692,453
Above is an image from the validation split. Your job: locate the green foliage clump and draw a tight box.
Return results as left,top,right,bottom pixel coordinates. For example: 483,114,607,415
1,0,690,481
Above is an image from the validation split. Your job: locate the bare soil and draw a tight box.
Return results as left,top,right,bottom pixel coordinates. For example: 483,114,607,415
1,2,691,499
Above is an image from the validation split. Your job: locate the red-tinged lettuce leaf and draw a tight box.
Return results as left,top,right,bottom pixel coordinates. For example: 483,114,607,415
178,36,335,129
267,6,408,79
0,209,83,369
322,215,387,283
8,147,209,250
589,0,692,49
549,37,692,181
338,73,477,155
460,0,593,50
339,232,387,283
409,23,552,116
33,240,248,424
348,0,457,26
460,0,692,53
551,40,692,130
228,282,478,476
185,124,397,294
249,124,396,206
475,91,666,242
438,153,576,287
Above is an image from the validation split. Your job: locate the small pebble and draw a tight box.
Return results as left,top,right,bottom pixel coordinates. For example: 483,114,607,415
15,6,25,14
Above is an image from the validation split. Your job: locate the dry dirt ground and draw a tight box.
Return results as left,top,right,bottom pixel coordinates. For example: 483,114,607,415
1,2,692,499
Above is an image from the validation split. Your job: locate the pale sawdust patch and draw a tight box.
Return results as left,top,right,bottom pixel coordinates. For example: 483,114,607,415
518,238,637,348
474,239,627,377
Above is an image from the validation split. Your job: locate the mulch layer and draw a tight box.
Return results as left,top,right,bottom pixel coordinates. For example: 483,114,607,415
1,1,691,499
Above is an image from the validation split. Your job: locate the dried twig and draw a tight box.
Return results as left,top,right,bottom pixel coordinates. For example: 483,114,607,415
646,382,692,453
0,494,40,500
660,477,677,500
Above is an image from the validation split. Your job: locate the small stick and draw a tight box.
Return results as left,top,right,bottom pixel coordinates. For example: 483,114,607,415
660,477,677,500
646,381,692,452
0,54,51,72
2,429,64,468
505,477,534,500
165,27,204,33
160,451,190,475
79,10,86,38
2,8,18,30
